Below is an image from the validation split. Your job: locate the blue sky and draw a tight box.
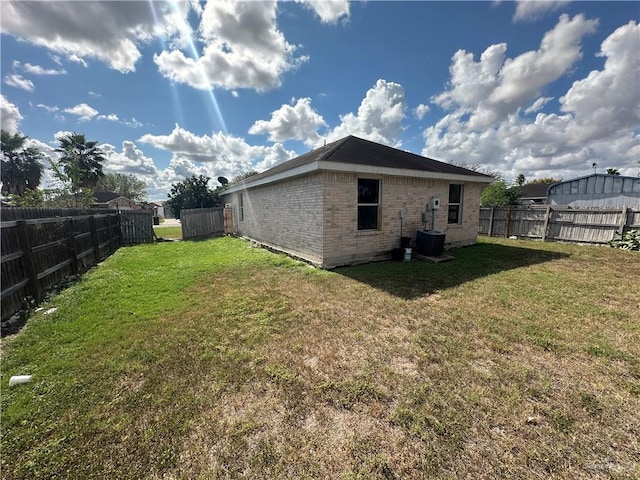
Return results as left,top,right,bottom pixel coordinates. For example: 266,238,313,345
1,1,638,201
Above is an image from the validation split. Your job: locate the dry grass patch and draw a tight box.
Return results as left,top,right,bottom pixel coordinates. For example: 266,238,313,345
2,237,639,479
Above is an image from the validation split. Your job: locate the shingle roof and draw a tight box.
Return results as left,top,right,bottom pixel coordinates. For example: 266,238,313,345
93,191,122,203
519,182,555,199
233,135,493,187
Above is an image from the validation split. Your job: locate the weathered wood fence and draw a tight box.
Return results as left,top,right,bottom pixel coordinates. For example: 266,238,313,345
479,206,640,244
1,208,153,325
181,207,224,240
120,210,154,245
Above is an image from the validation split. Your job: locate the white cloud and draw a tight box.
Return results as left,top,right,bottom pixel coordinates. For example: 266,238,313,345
559,21,640,143
138,124,297,178
88,91,101,97
326,79,406,147
0,1,195,73
296,0,350,24
414,103,430,120
64,103,98,122
422,20,639,183
98,114,119,122
432,42,507,111
249,97,326,147
524,96,554,114
21,62,66,75
1,94,23,133
154,0,307,91
35,103,60,113
514,1,570,23
124,118,144,129
101,141,159,177
4,74,34,92
68,55,88,67
433,14,597,131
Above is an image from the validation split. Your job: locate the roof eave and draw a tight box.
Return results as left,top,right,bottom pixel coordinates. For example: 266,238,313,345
223,160,493,193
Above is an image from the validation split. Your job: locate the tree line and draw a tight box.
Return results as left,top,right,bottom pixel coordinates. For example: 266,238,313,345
0,128,248,218
1,129,147,208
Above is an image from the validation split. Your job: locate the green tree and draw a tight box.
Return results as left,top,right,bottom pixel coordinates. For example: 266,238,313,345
480,180,521,207
606,168,620,175
1,130,45,196
525,177,562,185
515,174,526,186
166,175,220,219
44,155,95,208
95,173,148,201
232,170,259,183
54,133,105,190
451,161,502,179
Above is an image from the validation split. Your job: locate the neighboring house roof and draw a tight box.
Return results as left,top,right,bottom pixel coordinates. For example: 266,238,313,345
520,182,556,200
225,135,493,193
92,191,138,207
93,191,122,203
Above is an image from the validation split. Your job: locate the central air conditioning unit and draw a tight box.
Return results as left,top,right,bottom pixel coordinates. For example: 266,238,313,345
430,197,441,210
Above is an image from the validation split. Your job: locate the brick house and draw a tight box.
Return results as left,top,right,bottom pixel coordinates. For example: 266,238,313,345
91,191,141,211
222,136,493,268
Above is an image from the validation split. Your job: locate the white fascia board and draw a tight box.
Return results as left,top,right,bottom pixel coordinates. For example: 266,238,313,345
223,161,320,193
318,161,495,183
223,160,493,193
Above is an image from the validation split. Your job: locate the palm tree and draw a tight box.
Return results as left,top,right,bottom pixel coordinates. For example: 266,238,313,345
1,130,45,196
515,174,526,186
54,133,105,190
606,168,620,175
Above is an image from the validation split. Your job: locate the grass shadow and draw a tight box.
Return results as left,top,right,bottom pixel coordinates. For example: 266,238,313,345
335,241,569,300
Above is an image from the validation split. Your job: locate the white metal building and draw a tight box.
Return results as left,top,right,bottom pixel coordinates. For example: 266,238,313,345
547,174,640,207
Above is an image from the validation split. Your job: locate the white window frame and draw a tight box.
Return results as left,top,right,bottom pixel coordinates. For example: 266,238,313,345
357,178,380,231
448,183,463,225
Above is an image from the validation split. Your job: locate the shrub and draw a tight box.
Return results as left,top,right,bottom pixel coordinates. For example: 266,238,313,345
609,229,640,251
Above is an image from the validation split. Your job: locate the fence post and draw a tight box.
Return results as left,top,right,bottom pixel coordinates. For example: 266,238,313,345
109,214,116,250
89,215,101,263
541,205,551,242
618,206,628,233
488,207,494,237
16,220,41,302
66,219,79,275
505,207,511,238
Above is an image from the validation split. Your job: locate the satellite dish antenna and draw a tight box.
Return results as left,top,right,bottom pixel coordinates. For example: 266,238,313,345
218,176,229,186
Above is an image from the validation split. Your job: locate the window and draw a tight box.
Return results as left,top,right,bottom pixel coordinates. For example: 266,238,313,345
239,193,244,221
448,184,463,224
357,178,379,230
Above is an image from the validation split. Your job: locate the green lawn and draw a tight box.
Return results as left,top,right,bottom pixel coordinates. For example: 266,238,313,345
153,225,182,239
2,237,639,479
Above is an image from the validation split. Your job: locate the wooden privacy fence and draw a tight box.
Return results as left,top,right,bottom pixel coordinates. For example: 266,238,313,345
1,208,153,325
181,207,224,240
120,210,154,245
479,206,640,244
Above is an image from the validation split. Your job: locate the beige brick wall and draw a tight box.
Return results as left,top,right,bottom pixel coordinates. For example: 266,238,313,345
224,170,484,268
224,173,324,265
322,172,482,267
